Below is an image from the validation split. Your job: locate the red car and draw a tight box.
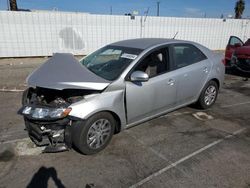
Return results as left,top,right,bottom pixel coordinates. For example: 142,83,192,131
225,36,250,74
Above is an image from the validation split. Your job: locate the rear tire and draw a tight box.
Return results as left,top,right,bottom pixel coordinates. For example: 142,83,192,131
196,80,218,109
72,112,115,155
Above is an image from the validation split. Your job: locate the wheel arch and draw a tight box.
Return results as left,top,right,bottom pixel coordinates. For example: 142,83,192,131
104,110,122,134
210,78,220,89
81,110,122,134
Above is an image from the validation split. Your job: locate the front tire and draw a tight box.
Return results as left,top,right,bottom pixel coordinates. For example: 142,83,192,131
72,112,115,155
196,80,218,109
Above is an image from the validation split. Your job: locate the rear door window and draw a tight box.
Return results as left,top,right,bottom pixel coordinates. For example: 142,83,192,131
172,44,207,69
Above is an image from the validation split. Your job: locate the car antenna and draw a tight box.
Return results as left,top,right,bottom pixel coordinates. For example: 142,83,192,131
173,31,178,39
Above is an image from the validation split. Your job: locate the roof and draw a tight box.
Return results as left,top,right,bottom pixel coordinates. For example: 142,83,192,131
110,38,181,50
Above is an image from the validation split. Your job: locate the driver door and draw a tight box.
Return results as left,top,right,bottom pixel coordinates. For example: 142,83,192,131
125,47,177,124
225,36,243,64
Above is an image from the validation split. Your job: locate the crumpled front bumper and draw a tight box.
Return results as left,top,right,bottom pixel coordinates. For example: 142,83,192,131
21,114,73,153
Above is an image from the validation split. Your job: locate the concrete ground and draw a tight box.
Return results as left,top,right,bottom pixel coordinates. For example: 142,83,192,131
0,57,250,188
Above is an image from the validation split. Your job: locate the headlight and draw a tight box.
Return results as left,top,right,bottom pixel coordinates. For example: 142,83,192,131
22,106,32,114
32,108,50,118
49,108,65,118
21,106,72,119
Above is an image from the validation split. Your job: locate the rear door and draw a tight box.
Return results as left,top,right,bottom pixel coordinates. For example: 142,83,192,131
170,43,211,105
225,36,244,63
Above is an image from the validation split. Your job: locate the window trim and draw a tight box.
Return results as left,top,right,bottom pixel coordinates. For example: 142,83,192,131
169,43,208,70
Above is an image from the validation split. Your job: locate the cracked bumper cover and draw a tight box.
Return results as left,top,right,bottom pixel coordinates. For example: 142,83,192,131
19,107,77,152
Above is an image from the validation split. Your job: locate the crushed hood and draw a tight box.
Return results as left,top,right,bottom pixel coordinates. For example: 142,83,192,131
27,53,111,90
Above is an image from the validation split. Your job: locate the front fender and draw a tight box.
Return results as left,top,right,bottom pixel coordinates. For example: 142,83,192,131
68,90,126,128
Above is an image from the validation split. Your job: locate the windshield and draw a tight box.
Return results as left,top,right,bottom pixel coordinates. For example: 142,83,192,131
80,45,142,81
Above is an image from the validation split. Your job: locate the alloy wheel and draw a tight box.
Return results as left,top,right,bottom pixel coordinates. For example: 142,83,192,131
87,119,112,149
204,85,217,106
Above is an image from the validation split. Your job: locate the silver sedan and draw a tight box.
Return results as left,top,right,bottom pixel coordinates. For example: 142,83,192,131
19,38,225,154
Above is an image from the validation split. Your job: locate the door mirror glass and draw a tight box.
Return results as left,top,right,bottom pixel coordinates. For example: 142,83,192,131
130,71,149,82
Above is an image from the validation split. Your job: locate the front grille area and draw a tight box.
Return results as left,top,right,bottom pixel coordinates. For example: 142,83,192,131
24,118,70,146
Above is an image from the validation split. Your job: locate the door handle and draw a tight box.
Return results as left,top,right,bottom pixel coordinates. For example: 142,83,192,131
168,79,175,86
203,67,208,73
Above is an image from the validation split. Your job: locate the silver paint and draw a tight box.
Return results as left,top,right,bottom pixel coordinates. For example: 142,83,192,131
27,53,110,90
28,38,225,131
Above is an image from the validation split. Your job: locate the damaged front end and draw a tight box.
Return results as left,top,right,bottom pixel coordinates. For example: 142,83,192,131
18,87,99,153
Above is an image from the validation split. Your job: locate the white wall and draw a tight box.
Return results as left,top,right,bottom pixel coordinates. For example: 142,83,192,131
0,10,249,57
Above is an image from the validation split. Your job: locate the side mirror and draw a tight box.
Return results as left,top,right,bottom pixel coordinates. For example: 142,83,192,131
130,71,149,82
234,43,242,48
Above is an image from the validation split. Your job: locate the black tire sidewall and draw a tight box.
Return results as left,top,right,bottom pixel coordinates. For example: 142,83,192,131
72,112,115,155
198,80,218,109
